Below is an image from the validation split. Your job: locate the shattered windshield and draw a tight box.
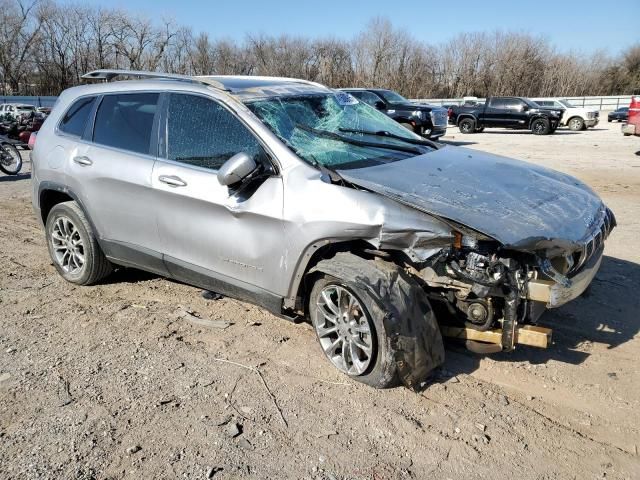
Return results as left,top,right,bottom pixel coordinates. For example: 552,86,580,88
246,92,433,170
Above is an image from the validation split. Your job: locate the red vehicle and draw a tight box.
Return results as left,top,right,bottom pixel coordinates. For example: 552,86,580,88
622,95,640,137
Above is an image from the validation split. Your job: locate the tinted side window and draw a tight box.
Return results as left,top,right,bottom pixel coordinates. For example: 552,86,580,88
489,98,506,108
355,91,385,107
93,93,159,155
59,97,95,137
167,94,264,170
501,98,522,109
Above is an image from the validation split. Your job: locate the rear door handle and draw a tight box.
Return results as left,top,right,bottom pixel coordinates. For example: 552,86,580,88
158,175,187,187
73,156,93,166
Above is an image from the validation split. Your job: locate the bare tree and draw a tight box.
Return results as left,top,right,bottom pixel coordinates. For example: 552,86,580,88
0,0,636,98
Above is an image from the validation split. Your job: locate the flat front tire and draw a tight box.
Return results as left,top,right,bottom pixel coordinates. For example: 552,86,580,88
310,275,396,388
308,253,445,389
46,201,112,285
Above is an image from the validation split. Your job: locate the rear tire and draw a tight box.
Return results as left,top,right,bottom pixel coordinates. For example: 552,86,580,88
459,118,476,134
46,201,112,285
531,118,550,135
568,116,584,131
0,143,22,175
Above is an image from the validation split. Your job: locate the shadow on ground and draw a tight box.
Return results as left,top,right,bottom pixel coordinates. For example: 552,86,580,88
442,255,640,377
480,130,581,136
99,266,160,285
0,172,31,182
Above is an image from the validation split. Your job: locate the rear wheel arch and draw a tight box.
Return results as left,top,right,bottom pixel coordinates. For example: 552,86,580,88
457,114,477,125
38,184,101,240
39,188,75,225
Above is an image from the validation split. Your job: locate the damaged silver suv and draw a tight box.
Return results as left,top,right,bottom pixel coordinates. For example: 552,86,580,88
32,70,615,389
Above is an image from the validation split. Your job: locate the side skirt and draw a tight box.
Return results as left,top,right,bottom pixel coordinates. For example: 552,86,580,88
163,256,284,317
100,240,287,318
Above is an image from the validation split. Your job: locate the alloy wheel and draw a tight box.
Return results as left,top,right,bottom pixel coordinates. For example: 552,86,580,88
314,284,374,376
50,216,85,274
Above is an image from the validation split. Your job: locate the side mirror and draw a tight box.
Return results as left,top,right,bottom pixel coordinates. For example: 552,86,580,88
374,100,386,110
217,152,258,186
521,105,530,112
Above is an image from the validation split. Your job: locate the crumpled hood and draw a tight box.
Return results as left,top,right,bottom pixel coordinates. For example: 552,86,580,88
338,146,607,251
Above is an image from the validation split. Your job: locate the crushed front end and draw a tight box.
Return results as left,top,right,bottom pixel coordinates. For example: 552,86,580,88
409,207,616,351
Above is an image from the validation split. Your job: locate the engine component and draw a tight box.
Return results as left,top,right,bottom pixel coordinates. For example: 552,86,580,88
449,251,505,287
462,298,494,331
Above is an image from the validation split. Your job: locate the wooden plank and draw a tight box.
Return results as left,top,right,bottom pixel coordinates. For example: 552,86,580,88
441,325,552,349
441,326,502,344
516,325,552,348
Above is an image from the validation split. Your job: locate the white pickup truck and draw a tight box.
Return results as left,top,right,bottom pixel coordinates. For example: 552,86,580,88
533,98,599,130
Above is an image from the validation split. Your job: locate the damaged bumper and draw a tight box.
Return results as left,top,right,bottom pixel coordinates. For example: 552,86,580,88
526,246,603,308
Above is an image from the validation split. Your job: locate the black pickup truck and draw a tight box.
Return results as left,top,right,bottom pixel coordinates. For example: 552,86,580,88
449,97,564,135
340,88,448,139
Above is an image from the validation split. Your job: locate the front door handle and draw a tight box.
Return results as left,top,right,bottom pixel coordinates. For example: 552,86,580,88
73,156,93,166
158,175,187,187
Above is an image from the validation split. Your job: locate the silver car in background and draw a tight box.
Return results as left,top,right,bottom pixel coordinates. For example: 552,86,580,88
31,70,615,389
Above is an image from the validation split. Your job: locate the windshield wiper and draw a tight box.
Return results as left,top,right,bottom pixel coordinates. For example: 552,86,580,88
294,123,423,156
338,128,440,149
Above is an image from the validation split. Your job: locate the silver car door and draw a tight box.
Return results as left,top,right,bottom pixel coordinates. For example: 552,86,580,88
151,92,285,300
64,92,167,274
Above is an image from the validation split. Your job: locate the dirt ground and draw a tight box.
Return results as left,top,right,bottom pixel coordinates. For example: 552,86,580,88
1,120,639,479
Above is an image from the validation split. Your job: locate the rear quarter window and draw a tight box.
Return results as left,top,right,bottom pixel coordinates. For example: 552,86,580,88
59,97,96,137
93,93,159,155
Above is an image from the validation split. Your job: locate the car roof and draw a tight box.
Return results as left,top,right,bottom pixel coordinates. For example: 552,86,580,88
199,75,331,100
76,70,332,102
340,88,390,94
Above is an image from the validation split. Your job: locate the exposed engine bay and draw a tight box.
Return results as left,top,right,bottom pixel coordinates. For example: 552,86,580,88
403,207,615,352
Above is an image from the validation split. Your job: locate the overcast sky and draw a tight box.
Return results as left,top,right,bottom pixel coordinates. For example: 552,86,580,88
66,0,638,56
